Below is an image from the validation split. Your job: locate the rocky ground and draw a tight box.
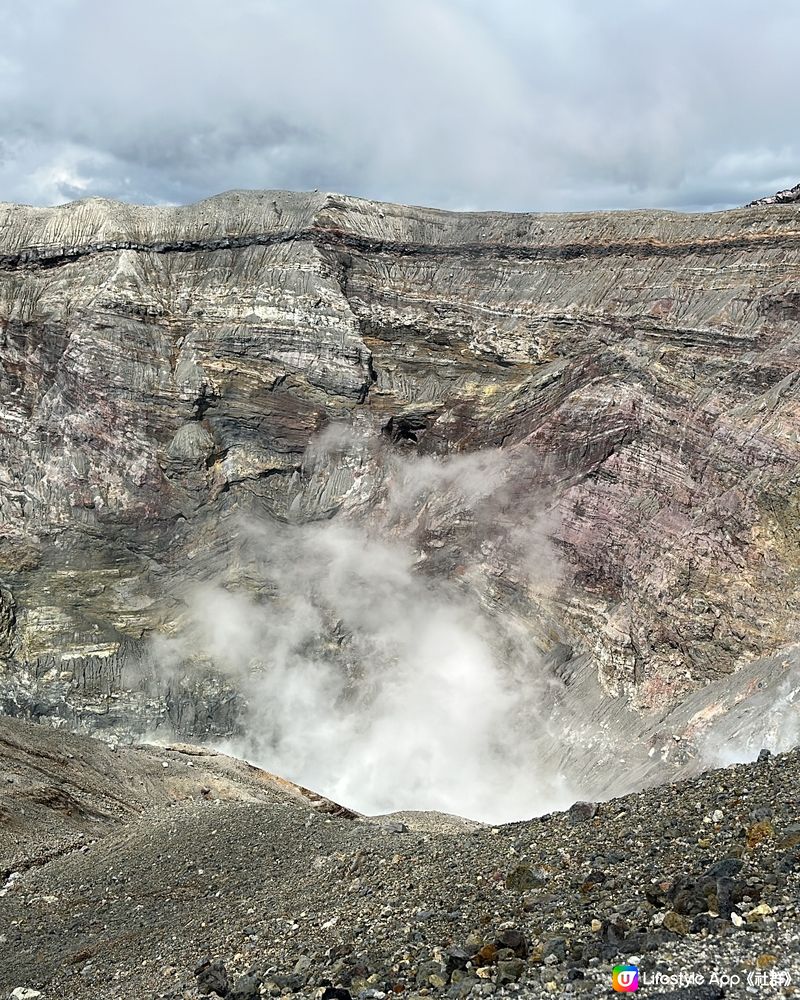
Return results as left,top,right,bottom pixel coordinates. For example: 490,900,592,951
1,716,798,1000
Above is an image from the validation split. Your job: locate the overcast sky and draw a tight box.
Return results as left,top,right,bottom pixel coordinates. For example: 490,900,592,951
1,0,798,213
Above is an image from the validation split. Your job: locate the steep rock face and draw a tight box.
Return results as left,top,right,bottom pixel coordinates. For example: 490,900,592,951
1,191,799,739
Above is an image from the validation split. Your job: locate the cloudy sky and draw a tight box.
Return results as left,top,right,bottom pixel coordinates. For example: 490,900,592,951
1,0,798,212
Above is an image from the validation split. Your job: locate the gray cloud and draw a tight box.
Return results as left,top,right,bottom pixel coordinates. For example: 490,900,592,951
0,0,798,211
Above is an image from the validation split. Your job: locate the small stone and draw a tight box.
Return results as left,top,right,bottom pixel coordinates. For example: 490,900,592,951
543,937,567,962
704,857,743,879
416,960,445,986
731,911,744,927
445,946,471,972
746,902,774,923
590,919,602,933
294,955,312,975
496,958,525,984
780,829,800,849
746,819,775,850
505,864,545,891
10,991,43,1000
194,957,228,997
476,944,498,965
229,973,262,1000
757,748,772,762
711,809,724,823
662,910,690,935
320,989,352,1000
568,801,598,824
757,954,777,969
494,928,528,957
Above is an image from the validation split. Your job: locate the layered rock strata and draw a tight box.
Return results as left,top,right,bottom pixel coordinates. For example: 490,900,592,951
1,191,799,750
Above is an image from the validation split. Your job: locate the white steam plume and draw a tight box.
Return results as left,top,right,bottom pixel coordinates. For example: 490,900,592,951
155,433,580,823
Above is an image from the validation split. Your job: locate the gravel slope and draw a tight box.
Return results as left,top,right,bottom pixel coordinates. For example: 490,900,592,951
1,718,798,999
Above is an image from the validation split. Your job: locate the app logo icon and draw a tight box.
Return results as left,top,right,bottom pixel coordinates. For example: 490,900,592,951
612,964,639,992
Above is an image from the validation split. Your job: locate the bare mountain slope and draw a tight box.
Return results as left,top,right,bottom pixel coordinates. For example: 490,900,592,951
0,716,798,999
